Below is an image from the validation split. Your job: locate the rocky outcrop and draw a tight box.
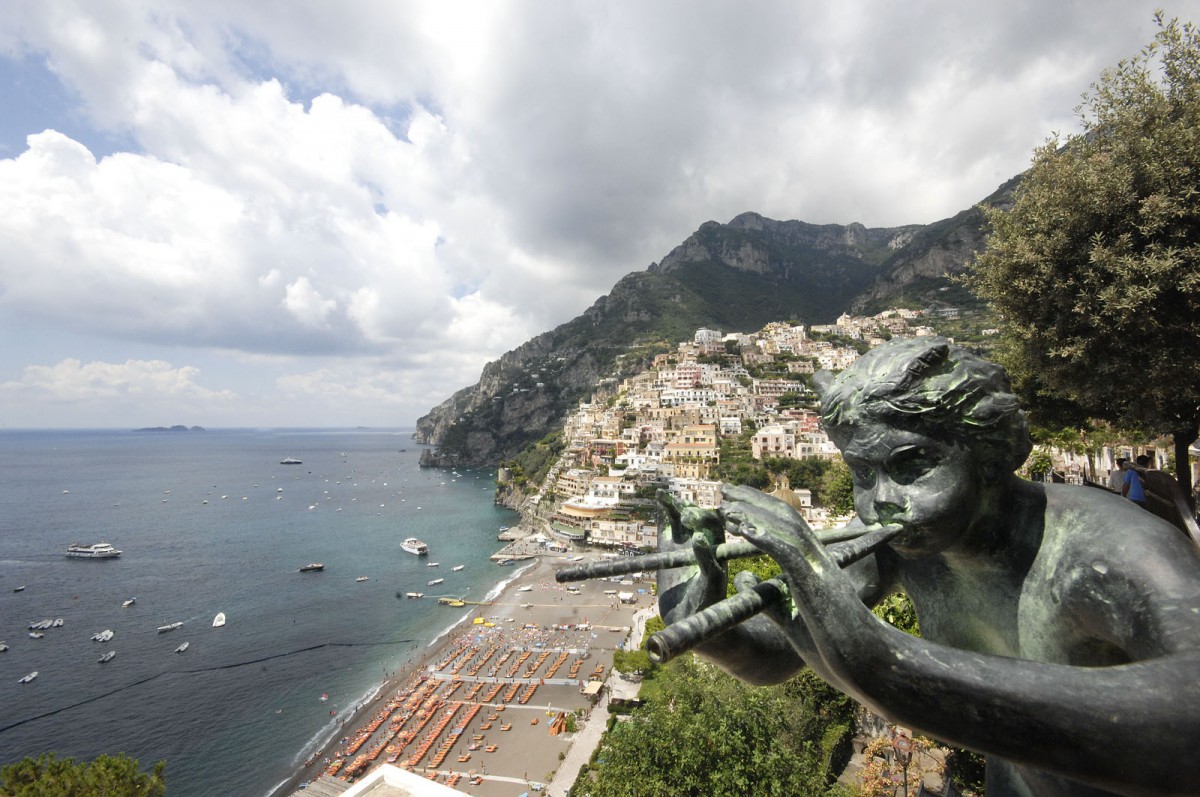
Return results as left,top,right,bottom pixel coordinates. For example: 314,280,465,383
416,174,1021,468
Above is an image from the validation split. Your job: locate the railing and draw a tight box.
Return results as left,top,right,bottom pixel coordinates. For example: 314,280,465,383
1070,470,1200,551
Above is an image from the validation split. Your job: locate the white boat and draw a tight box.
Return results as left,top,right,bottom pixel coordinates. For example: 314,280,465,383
98,650,115,663
175,642,189,653
122,597,136,607
157,621,183,633
66,542,122,559
426,562,440,568
405,592,424,599
92,629,114,642
28,632,44,639
355,576,370,582
52,618,63,627
0,642,8,652
18,671,37,683
401,537,429,556
427,578,444,586
280,457,303,465
517,585,534,592
28,619,52,630
451,565,464,572
212,612,226,628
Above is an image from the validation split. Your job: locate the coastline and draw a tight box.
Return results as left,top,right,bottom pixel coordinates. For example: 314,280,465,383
272,546,650,797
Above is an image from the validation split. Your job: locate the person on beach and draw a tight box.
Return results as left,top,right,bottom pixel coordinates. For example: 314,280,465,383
659,336,1200,797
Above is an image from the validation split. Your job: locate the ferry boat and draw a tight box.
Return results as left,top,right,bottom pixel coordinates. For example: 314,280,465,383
401,537,429,556
66,542,122,559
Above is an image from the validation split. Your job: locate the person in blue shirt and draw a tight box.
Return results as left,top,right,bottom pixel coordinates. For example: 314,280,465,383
1122,454,1149,506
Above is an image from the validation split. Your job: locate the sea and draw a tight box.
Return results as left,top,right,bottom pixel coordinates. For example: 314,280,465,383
0,428,520,797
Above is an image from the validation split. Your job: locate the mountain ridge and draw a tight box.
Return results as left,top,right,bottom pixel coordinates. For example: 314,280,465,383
414,177,1017,467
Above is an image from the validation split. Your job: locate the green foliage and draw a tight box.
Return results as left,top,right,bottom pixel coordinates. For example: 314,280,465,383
1024,448,1054,480
579,657,853,797
871,592,920,636
0,753,166,797
819,459,856,515
968,14,1200,494
505,430,565,488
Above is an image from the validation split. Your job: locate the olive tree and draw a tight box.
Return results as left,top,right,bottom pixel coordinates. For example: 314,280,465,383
969,14,1200,498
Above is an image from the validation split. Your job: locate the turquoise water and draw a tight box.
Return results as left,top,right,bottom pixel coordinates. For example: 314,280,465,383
0,428,518,797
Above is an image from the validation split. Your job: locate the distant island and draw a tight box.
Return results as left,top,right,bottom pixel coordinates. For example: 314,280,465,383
132,425,206,432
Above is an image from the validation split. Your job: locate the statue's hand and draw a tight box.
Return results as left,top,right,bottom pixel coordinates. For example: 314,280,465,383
655,491,728,625
722,484,874,680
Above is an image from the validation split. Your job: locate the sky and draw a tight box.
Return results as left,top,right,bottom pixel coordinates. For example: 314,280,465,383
0,1,1195,429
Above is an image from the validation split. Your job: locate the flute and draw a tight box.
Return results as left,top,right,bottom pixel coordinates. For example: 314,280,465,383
645,523,902,664
554,524,870,583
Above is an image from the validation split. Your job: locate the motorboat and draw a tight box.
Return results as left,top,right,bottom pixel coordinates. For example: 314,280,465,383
280,457,303,465
426,562,440,568
92,629,114,642
0,642,8,652
517,585,534,592
175,642,189,653
98,650,115,663
212,612,226,628
451,565,464,572
157,621,183,633
13,585,25,592
405,591,424,598
28,632,44,639
52,618,64,627
122,597,136,607
355,576,369,582
427,578,444,586
28,619,53,630
298,563,325,572
401,537,429,556
437,597,466,607
66,542,122,559
18,671,37,683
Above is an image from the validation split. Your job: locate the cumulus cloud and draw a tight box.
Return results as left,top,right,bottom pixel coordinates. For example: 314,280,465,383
0,0,1191,427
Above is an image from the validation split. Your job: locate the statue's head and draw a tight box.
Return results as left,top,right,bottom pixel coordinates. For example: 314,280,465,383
817,336,1032,481
815,338,1032,554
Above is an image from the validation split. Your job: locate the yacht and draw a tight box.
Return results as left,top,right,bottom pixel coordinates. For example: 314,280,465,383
298,563,325,572
66,542,122,559
92,629,114,642
98,650,115,663
401,537,429,556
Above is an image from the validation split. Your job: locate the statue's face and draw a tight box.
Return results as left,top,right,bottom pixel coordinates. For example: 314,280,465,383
839,424,983,557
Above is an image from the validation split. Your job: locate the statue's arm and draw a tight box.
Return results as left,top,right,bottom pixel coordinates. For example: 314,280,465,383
734,497,1200,794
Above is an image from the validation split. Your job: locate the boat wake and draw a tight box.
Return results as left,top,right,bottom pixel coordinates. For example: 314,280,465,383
0,638,418,735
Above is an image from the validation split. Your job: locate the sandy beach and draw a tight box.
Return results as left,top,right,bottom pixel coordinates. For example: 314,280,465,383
277,551,650,797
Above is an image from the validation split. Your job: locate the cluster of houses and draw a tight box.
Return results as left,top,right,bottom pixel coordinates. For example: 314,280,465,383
508,309,942,551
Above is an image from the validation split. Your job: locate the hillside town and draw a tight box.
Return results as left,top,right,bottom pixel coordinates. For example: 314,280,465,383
501,309,945,551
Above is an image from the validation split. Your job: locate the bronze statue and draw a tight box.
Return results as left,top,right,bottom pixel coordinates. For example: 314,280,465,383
653,337,1200,797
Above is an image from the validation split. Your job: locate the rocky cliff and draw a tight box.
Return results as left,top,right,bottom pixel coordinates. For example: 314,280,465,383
415,177,1017,468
